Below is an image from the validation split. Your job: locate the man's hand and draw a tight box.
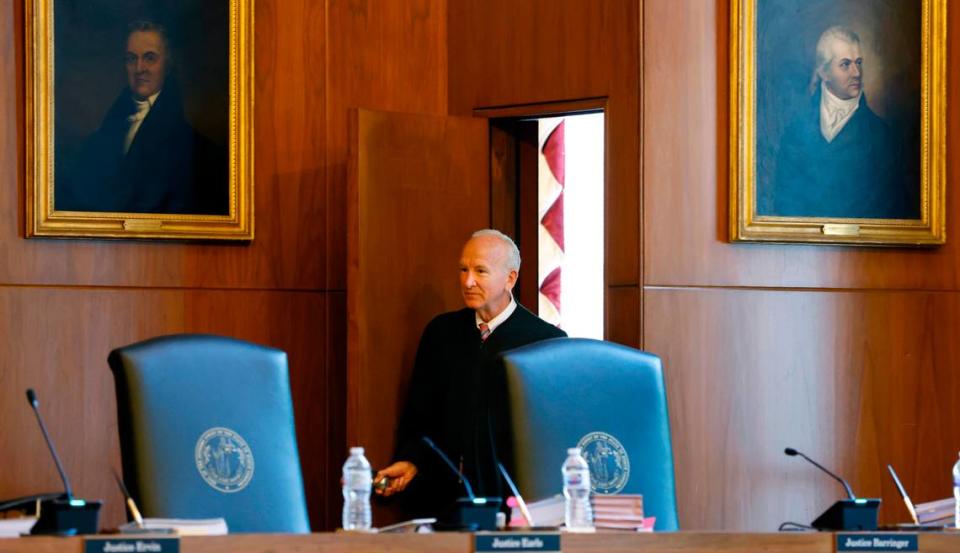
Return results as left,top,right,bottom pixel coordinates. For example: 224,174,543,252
374,461,418,497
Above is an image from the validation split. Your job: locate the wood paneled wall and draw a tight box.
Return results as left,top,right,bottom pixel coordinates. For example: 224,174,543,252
448,0,642,347
449,0,960,532
0,0,447,531
4,0,957,533
642,0,960,530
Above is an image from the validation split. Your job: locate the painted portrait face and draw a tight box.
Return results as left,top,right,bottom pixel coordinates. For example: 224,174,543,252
125,30,168,100
459,235,518,320
820,38,863,100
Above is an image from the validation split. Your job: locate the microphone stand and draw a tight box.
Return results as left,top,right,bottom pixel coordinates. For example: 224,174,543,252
784,447,879,531
421,436,502,531
25,389,102,535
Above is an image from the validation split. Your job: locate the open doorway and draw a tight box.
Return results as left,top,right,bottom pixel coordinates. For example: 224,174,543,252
490,111,605,338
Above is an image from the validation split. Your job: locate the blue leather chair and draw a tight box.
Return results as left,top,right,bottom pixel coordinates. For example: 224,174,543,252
500,337,679,530
108,334,310,533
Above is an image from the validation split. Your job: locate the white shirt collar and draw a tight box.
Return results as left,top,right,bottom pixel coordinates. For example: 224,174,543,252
475,296,517,336
130,91,161,115
819,81,860,143
123,90,162,155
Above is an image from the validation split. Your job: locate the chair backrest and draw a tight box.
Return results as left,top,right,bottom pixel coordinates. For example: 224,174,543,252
108,334,310,533
500,337,679,530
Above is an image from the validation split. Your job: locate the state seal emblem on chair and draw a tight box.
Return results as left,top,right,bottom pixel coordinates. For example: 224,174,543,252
195,427,255,493
577,431,630,494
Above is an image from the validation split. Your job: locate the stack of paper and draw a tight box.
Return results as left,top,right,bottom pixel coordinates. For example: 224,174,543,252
591,494,651,530
509,493,656,531
0,517,37,538
508,495,565,527
120,517,228,536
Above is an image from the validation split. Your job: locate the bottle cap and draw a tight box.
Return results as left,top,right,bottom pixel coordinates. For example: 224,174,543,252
567,447,582,455
350,446,365,455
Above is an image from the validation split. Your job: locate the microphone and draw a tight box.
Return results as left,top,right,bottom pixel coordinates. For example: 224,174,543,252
421,436,476,500
26,389,74,500
420,436,500,531
23,388,102,535
784,447,855,499
784,446,879,531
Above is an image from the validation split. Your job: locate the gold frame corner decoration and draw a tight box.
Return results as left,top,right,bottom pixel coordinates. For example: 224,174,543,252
25,0,254,240
729,0,946,246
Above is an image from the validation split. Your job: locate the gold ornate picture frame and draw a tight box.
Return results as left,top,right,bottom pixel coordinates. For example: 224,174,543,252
730,0,945,246
25,0,253,240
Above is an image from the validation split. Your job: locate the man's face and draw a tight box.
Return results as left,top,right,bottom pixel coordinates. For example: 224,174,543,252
820,39,863,100
459,236,518,320
126,30,168,100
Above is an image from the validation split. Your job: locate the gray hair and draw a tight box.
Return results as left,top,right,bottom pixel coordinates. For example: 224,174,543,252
809,25,860,93
816,26,860,73
471,229,521,271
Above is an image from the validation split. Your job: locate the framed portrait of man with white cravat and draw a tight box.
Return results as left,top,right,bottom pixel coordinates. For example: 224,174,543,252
730,0,945,246
25,0,253,240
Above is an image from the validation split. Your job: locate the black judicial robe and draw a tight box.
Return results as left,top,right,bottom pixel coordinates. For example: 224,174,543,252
393,305,566,517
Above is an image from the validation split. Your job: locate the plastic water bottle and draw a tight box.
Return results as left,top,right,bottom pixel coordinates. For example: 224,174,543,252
953,452,960,528
562,447,594,531
342,446,372,531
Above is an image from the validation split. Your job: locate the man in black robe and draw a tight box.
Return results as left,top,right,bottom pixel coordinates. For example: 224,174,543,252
374,229,566,518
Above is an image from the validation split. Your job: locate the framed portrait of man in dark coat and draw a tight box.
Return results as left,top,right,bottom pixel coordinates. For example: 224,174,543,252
729,0,945,246
25,0,253,240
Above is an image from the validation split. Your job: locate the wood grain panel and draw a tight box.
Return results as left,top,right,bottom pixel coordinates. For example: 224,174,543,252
645,287,960,530
346,108,489,475
8,532,959,553
1,0,21,244
0,531,862,553
448,0,634,108
0,287,330,530
325,0,449,291
608,285,641,349
644,0,960,290
0,531,924,553
448,0,641,290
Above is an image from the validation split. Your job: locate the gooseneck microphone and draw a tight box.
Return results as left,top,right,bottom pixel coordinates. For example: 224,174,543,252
422,436,476,500
420,436,502,531
26,389,74,500
784,447,855,499
23,388,102,535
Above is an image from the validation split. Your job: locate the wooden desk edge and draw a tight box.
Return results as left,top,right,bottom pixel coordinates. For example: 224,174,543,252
0,530,957,553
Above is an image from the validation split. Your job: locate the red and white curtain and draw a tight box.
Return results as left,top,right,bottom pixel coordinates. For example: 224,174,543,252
538,120,565,326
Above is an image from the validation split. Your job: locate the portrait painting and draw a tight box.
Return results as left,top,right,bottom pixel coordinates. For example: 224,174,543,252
25,0,253,240
729,0,945,246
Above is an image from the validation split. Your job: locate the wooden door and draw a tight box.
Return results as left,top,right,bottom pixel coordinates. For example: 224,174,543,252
346,109,490,517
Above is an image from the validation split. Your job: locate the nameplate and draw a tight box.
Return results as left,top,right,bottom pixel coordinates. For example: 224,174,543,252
822,224,860,236
836,533,918,552
475,532,561,552
123,219,164,232
84,537,180,553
